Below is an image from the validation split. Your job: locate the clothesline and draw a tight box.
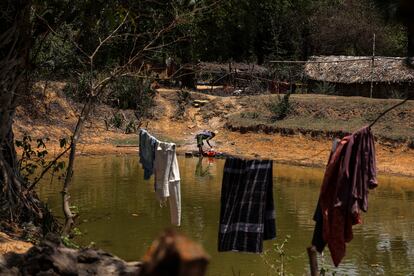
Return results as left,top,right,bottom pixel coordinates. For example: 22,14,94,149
268,56,406,64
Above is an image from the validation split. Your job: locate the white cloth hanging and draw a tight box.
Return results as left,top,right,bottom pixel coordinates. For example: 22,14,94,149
154,141,181,226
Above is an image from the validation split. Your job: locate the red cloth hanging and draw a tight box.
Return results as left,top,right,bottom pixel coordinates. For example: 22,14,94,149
319,126,378,266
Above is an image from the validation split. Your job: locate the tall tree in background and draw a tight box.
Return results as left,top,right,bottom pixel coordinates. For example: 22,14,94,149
191,0,407,62
373,0,414,64
192,0,315,63
310,0,405,56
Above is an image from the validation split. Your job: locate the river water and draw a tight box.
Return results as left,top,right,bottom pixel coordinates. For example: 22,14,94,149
37,155,414,275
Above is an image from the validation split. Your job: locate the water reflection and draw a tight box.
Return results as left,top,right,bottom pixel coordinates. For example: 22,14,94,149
195,157,213,177
37,155,414,275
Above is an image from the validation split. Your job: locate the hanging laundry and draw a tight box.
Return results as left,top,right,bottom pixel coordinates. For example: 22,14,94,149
139,129,157,180
218,158,275,253
312,138,340,253
311,126,378,266
154,141,181,226
138,129,181,226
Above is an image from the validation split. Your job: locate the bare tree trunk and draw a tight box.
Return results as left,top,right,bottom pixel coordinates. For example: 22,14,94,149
62,97,94,235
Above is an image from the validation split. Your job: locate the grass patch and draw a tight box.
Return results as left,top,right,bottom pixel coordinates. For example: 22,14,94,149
227,94,414,143
108,137,138,146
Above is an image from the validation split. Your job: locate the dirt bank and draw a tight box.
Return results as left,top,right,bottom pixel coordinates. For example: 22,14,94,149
0,232,32,255
13,83,414,177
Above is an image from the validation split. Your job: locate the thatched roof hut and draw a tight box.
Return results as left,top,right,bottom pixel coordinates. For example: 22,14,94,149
304,56,414,98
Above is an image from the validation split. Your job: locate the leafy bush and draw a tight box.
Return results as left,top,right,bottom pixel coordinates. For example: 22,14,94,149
63,73,91,102
32,24,79,79
108,77,139,110
108,76,156,112
266,93,292,121
125,120,137,134
110,113,124,129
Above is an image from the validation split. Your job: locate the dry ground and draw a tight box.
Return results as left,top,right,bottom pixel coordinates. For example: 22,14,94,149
0,232,32,255
13,82,414,177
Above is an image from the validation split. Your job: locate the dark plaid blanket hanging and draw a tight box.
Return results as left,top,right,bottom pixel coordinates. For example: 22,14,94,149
218,158,276,253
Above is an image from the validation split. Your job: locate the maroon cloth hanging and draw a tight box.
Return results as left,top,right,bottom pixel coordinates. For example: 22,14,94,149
319,126,378,266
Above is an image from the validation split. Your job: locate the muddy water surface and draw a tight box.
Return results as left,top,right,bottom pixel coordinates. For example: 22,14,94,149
37,155,414,275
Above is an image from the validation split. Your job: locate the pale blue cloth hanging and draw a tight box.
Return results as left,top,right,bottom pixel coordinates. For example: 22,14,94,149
139,129,157,180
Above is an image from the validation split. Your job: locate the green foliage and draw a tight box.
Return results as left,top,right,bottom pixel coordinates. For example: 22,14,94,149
104,113,138,133
29,0,409,85
108,77,140,110
125,120,137,134
110,113,124,129
260,235,297,276
309,0,406,56
107,77,156,124
32,24,79,79
60,210,83,248
63,73,91,102
61,235,80,249
15,135,68,185
69,205,80,216
266,93,292,121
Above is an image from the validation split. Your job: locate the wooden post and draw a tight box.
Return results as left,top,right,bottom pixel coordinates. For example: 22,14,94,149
370,33,376,98
307,246,319,276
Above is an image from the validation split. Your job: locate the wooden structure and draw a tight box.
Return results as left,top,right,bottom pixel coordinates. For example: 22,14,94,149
304,56,414,98
195,62,269,86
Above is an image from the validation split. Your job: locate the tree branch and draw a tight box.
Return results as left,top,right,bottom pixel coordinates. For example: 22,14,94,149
35,14,90,60
90,11,130,62
369,95,413,128
27,145,71,191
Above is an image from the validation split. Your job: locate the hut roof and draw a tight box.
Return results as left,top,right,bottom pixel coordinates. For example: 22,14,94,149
304,56,414,84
